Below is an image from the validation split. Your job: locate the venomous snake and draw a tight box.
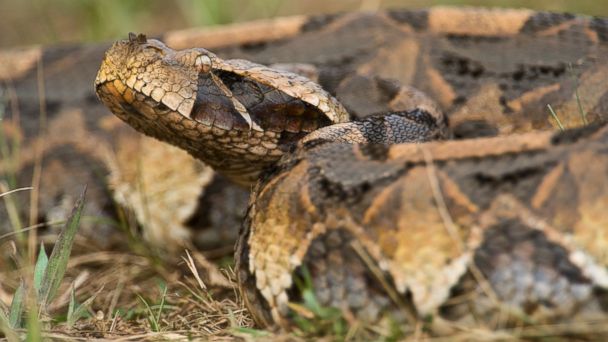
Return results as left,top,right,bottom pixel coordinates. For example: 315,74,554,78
3,6,608,335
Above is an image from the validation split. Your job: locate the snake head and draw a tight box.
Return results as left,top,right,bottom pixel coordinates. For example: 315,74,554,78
95,34,346,185
95,33,221,119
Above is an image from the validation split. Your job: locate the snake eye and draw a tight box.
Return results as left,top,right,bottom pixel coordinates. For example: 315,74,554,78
195,54,212,73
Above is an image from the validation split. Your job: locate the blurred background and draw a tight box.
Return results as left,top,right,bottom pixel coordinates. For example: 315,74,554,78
1,0,607,48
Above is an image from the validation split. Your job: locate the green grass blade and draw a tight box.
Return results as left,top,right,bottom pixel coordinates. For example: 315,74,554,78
25,296,41,342
39,186,87,309
155,283,167,328
34,242,48,293
231,326,272,338
547,104,565,131
137,294,159,332
67,285,76,326
8,282,25,328
67,285,102,328
568,63,588,125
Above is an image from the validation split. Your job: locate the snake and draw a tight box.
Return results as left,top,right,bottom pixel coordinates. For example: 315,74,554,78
3,6,608,335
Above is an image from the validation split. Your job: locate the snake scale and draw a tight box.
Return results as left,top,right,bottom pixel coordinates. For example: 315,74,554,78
3,6,608,334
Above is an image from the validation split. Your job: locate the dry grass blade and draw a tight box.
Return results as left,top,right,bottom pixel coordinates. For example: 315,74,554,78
39,186,87,308
350,240,418,327
0,186,33,199
568,63,588,125
182,249,206,291
419,146,509,324
27,57,48,264
0,221,62,242
0,181,25,241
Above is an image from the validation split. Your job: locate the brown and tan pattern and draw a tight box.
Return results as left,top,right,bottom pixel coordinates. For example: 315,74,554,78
238,123,608,330
89,7,608,333
95,33,350,185
2,8,608,333
1,7,606,252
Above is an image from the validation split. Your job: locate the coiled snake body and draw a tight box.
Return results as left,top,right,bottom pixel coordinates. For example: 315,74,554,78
95,6,608,334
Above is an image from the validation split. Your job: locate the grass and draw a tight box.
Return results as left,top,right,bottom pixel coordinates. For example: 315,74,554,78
0,184,254,340
0,119,252,340
135,282,168,333
289,267,349,338
547,104,565,131
546,63,590,132
1,187,85,339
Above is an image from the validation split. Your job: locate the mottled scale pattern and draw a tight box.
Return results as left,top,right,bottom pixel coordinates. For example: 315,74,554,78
302,109,447,145
2,8,608,338
301,229,399,323
238,123,608,331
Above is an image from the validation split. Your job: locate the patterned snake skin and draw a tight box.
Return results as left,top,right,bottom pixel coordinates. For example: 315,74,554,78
95,33,449,185
239,123,608,331
3,7,608,334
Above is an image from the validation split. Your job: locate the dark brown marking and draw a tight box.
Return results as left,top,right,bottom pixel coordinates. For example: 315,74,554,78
214,70,331,132
387,9,429,31
191,73,242,129
520,12,576,34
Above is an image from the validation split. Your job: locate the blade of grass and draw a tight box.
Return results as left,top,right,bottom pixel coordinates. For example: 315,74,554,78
182,250,206,291
0,181,25,244
8,281,25,328
0,221,62,241
0,186,33,199
231,326,272,338
568,63,588,125
38,186,86,308
547,104,565,131
28,57,48,264
33,242,48,292
67,285,76,325
67,284,104,328
155,283,167,329
25,294,41,342
136,294,159,332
